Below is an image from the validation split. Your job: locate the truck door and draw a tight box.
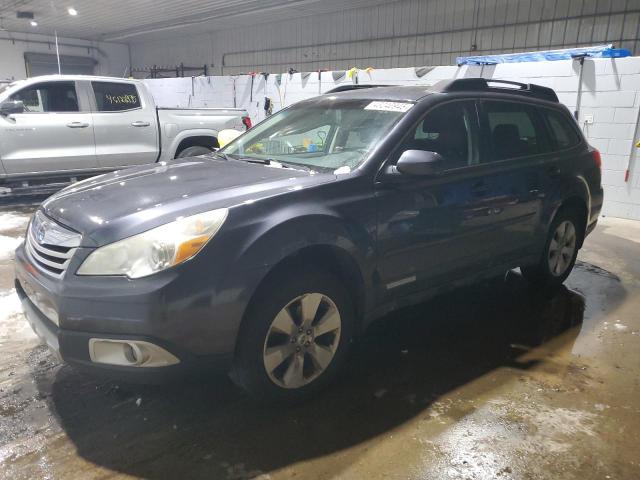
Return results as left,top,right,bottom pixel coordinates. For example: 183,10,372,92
0,80,98,175
88,80,158,168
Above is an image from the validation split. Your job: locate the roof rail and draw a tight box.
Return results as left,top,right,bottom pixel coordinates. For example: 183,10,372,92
431,78,558,103
324,84,390,94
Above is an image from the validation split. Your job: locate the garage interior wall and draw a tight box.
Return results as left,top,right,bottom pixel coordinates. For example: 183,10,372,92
129,0,640,75
0,31,129,80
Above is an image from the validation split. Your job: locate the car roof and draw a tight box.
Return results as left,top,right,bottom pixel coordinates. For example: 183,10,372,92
315,78,559,104
16,74,142,85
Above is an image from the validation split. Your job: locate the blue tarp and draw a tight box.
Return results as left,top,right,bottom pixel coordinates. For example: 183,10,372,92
457,45,631,66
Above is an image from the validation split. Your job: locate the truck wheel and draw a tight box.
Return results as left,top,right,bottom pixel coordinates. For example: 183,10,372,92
232,269,354,402
521,208,583,288
176,146,212,158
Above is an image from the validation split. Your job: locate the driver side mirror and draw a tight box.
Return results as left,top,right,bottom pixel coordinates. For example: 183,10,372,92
395,149,444,176
0,100,24,116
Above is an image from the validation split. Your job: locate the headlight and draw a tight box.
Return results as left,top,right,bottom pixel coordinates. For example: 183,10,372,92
77,208,228,278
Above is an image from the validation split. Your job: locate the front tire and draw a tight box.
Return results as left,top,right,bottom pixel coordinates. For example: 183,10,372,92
521,208,583,287
232,269,354,402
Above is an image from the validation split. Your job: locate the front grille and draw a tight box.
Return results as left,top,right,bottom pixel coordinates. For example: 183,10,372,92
25,211,81,278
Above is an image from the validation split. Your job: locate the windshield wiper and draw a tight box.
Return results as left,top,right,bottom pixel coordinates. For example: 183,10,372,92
234,155,315,173
278,161,314,173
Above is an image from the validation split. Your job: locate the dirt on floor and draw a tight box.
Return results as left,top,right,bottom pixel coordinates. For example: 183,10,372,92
0,207,639,480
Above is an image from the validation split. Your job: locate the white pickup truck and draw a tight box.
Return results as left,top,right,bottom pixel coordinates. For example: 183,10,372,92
0,75,250,196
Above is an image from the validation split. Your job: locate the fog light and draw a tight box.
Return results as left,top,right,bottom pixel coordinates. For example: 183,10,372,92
88,339,179,367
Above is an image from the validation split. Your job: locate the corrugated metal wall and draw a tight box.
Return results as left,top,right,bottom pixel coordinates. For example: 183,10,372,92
130,0,640,75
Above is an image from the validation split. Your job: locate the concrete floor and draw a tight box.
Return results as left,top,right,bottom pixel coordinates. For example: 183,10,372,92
1,207,639,480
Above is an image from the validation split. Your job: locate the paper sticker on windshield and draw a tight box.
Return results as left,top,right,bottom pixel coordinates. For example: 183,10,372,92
364,101,413,113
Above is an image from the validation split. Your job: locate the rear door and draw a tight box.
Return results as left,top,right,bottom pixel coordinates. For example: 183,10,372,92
539,106,584,201
88,80,158,168
476,99,554,262
0,80,98,175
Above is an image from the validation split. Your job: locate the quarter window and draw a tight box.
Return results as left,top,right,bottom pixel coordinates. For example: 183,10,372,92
9,82,79,113
92,82,141,112
544,109,580,150
484,101,547,161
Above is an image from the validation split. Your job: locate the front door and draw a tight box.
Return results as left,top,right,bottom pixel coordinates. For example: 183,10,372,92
375,100,506,300
0,81,97,175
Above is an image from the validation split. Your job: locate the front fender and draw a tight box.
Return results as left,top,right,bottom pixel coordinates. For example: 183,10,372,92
204,200,375,350
241,213,371,270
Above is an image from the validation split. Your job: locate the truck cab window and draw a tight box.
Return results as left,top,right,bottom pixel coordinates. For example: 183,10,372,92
92,82,141,112
10,82,79,113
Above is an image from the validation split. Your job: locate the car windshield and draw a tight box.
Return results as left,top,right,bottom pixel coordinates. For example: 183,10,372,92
222,99,412,172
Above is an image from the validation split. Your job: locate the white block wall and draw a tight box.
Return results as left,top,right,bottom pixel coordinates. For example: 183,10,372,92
145,56,640,221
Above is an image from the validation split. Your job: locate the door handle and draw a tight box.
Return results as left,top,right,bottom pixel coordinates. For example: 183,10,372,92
66,121,90,128
131,121,150,127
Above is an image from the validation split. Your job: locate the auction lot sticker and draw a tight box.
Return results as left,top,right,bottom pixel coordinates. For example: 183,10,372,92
364,101,414,112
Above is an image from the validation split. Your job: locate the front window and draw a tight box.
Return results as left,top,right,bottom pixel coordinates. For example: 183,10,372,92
222,99,411,172
394,101,478,169
9,81,79,113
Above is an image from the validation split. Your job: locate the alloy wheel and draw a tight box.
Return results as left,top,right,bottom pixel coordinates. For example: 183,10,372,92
262,293,342,389
548,220,577,277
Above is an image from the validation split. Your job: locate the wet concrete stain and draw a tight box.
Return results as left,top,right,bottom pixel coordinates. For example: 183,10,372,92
1,209,639,479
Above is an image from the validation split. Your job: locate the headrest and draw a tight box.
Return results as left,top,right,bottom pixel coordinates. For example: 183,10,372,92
493,124,520,140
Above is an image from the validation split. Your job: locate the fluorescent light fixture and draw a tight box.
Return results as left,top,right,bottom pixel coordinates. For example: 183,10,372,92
67,7,78,16
30,20,38,26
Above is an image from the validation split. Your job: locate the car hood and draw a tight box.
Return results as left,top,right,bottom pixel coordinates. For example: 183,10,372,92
42,157,335,247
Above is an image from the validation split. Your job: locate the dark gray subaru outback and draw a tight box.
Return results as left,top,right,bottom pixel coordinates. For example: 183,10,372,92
15,79,602,401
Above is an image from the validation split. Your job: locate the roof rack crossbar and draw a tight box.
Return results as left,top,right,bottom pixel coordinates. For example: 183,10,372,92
432,78,558,103
324,84,390,94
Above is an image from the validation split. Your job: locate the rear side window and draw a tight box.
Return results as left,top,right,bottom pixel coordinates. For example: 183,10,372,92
544,109,581,150
484,101,547,161
10,81,79,112
92,82,141,112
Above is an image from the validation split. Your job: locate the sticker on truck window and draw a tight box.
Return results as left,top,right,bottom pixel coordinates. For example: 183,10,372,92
364,101,413,112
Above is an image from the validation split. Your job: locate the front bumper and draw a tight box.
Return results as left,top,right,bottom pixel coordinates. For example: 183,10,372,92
13,241,261,377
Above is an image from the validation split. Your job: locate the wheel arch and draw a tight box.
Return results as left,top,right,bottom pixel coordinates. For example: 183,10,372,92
552,195,589,247
164,129,220,158
173,135,219,158
233,242,367,359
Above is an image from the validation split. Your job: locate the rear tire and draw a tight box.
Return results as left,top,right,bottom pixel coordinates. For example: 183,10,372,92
176,145,213,158
521,207,583,288
232,269,354,402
